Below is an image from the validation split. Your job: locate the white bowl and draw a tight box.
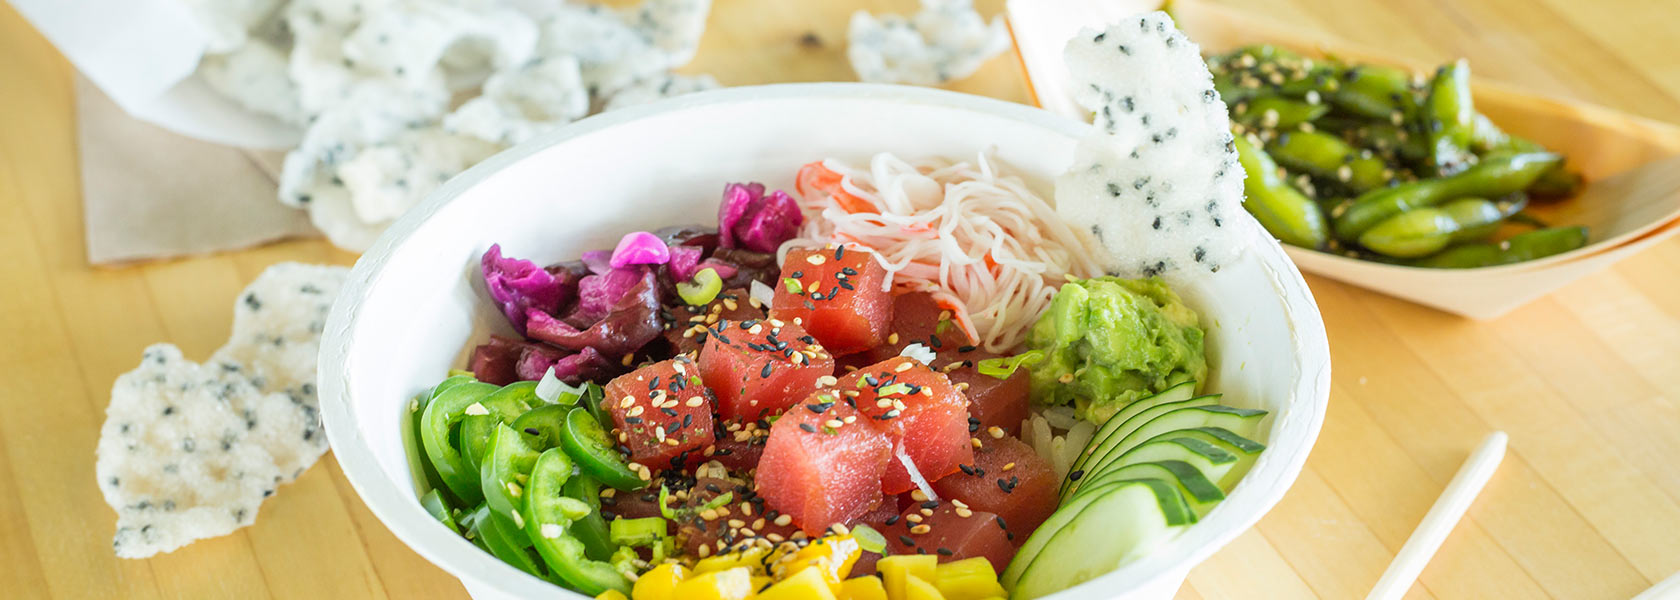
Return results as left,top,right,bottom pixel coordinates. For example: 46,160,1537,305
319,83,1332,600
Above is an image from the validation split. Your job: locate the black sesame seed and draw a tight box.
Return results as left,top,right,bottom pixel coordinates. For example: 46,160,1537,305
649,377,660,390
995,515,1008,529
761,363,774,378
885,515,901,526
661,408,679,417
799,423,817,434
1069,469,1085,481
997,478,1011,492
920,500,939,509
898,535,916,546
626,417,644,425
791,271,804,279
524,427,541,436
937,547,954,556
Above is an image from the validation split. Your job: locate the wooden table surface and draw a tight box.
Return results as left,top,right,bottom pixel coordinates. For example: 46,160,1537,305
3,0,1678,598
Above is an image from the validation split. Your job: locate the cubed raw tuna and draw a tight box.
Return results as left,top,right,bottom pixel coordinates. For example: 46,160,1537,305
755,392,891,536
862,292,970,362
602,356,716,470
940,349,1031,437
840,357,974,494
698,317,836,421
704,436,765,473
771,245,892,355
663,288,767,355
930,436,1057,542
847,500,905,576
880,502,1015,571
601,488,665,521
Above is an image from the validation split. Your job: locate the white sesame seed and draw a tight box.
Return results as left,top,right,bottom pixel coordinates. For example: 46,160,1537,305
541,523,562,539
463,403,489,416
774,514,793,526
806,255,826,265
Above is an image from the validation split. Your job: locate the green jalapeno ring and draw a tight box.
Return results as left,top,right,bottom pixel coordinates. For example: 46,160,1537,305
482,423,542,524
562,475,619,561
524,449,633,596
559,407,648,491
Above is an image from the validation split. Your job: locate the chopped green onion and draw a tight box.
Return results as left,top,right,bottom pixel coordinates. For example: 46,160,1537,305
783,277,804,294
935,319,954,335
676,268,723,306
609,516,667,547
609,546,639,579
657,484,732,520
850,524,888,555
877,383,913,397
976,350,1045,380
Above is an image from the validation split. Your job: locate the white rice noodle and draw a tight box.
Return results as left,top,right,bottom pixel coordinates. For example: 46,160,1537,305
781,151,1105,352
895,445,939,502
1023,410,1094,480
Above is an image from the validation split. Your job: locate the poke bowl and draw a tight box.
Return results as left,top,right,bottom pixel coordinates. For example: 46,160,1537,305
319,82,1331,600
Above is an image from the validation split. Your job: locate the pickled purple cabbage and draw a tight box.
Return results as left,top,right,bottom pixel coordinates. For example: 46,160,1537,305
717,182,803,253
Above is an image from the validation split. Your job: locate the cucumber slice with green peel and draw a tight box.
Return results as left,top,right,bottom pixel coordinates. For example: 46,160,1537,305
1138,426,1266,492
1061,382,1198,490
1003,478,1150,589
1083,405,1268,483
1009,478,1194,600
1070,460,1225,517
1061,387,1214,496
1069,437,1235,501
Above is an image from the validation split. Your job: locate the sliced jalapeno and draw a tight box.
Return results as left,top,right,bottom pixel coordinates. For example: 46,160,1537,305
459,415,498,474
482,423,542,524
511,404,571,450
467,504,551,581
408,376,476,501
559,407,648,491
420,489,460,533
524,449,633,596
562,474,618,561
421,381,538,504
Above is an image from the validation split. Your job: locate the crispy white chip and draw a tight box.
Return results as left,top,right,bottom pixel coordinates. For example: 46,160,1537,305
200,41,307,126
336,128,500,222
618,0,712,65
279,77,449,210
1053,12,1254,280
96,261,347,558
601,71,719,111
342,2,537,88
445,56,590,145
847,0,1009,85
536,4,673,96
178,0,282,53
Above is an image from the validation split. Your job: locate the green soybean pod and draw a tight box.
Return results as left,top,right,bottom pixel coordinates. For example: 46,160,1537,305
1234,95,1331,130
1423,59,1475,175
1268,130,1391,193
1233,134,1330,248
1415,226,1589,268
1358,207,1457,258
1351,122,1429,164
1333,151,1562,240
1330,64,1417,120
1440,197,1508,242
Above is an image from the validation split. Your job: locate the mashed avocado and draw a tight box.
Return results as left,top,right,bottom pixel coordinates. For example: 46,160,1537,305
1025,276,1207,423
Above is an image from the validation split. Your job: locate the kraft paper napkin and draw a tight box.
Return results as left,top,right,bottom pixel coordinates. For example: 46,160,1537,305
77,76,318,264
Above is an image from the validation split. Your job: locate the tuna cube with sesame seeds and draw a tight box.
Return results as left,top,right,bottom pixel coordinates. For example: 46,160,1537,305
662,288,767,355
697,317,836,421
878,501,1016,572
770,245,893,355
840,357,974,494
602,355,716,469
931,435,1058,542
755,392,892,536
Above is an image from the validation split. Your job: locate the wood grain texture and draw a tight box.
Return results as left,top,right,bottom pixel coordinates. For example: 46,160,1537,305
2,0,1677,598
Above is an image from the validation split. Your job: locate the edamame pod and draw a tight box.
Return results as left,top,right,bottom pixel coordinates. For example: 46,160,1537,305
1234,95,1330,130
1415,226,1588,268
1358,197,1508,258
1447,195,1525,241
1423,59,1474,175
1233,134,1330,248
1333,151,1561,240
1331,65,1417,120
1350,122,1428,163
1268,130,1391,192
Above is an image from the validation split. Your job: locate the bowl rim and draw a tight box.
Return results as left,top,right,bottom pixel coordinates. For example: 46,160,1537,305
319,82,1332,599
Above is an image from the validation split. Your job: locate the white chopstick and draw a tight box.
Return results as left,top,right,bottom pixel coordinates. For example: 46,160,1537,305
1366,431,1508,600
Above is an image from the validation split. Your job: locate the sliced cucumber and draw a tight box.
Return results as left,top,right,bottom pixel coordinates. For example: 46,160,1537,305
1070,436,1236,499
1139,426,1266,492
1069,460,1225,517
1003,478,1149,590
1010,479,1193,600
1083,405,1267,483
1062,389,1216,496
1061,382,1197,491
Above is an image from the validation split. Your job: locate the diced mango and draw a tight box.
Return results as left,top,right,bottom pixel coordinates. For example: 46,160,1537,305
758,567,839,600
933,557,1004,600
695,547,772,576
782,534,863,585
878,555,938,600
751,575,773,593
632,563,689,600
672,566,756,600
839,575,890,600
903,575,944,600
596,590,631,600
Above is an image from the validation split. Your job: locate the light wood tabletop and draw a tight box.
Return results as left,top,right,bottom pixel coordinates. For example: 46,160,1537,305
3,0,1677,598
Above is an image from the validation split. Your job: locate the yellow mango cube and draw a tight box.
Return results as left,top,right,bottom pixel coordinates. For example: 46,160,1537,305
595,590,630,600
903,575,944,600
758,566,839,600
933,557,1005,600
783,534,863,583
672,566,756,600
878,555,938,600
632,563,689,600
839,575,889,600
